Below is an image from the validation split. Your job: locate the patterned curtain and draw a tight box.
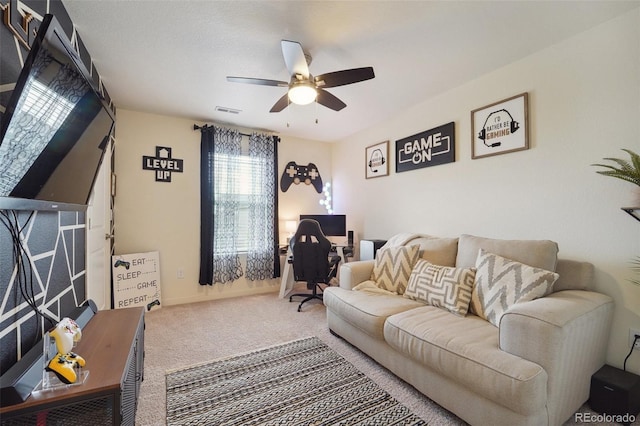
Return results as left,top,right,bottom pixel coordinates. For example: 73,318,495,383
212,126,244,283
199,125,244,284
199,126,215,285
245,132,277,280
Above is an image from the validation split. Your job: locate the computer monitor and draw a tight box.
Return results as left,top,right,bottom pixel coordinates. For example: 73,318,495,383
299,214,346,237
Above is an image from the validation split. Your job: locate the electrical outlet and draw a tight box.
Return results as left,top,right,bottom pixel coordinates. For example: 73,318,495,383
177,269,184,279
629,328,640,350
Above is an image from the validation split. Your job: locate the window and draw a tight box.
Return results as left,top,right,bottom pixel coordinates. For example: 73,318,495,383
199,125,279,285
213,152,260,252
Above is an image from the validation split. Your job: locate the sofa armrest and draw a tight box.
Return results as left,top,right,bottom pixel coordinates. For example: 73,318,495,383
338,260,375,290
499,290,614,425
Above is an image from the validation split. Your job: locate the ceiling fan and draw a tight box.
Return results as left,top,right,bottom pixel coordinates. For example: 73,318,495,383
227,40,375,113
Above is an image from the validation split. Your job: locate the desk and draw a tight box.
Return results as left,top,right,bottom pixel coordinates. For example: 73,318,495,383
278,246,351,298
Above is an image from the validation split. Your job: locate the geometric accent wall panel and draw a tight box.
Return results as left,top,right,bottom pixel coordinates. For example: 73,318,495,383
0,210,86,376
1,0,110,376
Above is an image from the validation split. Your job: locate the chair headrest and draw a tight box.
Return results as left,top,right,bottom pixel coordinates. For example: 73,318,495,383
290,219,330,250
296,219,323,234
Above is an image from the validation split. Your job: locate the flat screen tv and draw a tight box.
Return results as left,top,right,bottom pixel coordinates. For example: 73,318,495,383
299,214,346,237
0,14,115,211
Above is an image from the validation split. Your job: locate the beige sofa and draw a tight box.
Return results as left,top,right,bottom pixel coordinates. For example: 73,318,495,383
323,233,614,426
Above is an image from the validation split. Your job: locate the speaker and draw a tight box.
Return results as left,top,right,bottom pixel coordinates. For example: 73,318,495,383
347,230,354,247
81,299,98,314
0,341,46,405
589,365,640,418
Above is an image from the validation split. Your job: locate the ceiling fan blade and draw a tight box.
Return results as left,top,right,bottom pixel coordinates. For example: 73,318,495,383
281,40,309,78
269,93,290,113
227,76,289,87
315,67,375,88
316,89,346,111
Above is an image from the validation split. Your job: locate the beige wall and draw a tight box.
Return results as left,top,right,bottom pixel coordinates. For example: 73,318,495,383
114,8,639,373
113,111,333,305
332,9,640,373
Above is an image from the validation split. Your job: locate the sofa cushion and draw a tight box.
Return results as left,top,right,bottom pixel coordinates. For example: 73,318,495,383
456,234,559,271
471,249,559,326
384,306,547,415
323,287,423,340
381,234,459,267
404,259,476,316
408,236,459,267
370,245,420,294
553,259,594,291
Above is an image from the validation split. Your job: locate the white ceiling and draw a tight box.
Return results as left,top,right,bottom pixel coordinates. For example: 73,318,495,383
62,1,638,143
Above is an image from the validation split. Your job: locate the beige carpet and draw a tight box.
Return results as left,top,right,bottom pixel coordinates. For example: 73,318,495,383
135,283,627,426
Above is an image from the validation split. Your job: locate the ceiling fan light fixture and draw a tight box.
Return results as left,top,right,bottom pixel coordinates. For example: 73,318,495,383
288,82,317,105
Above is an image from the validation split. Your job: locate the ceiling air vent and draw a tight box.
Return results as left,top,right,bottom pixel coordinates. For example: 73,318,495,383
215,106,241,114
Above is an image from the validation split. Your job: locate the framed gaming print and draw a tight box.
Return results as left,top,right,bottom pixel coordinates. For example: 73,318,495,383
365,141,389,179
471,92,529,159
395,122,455,173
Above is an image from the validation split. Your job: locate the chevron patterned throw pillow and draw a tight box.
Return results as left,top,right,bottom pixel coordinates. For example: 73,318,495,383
470,249,559,327
370,245,420,294
404,259,476,316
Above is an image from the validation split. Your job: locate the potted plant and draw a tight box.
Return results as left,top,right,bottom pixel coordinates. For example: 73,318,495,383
593,149,640,286
592,148,640,188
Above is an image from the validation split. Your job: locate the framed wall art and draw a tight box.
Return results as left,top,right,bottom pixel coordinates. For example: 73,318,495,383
395,122,455,173
365,140,389,179
471,92,528,159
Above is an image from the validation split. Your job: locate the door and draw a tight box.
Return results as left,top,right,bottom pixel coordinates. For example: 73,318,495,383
86,136,115,310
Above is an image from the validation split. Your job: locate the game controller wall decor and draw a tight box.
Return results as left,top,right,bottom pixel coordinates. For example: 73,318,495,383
280,161,323,193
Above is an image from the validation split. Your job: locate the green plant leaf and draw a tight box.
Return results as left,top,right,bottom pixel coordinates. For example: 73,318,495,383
623,149,640,172
592,149,640,187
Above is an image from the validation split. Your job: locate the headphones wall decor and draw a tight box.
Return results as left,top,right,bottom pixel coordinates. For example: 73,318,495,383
478,109,520,148
368,148,386,172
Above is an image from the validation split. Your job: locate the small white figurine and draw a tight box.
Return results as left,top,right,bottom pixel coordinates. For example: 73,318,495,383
46,317,85,384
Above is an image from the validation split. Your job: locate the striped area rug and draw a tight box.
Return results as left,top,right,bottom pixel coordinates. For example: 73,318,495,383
166,336,426,425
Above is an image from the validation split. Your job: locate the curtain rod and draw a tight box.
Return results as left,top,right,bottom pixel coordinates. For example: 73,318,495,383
193,124,252,137
193,124,280,141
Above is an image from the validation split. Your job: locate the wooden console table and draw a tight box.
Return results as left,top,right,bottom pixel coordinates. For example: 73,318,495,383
0,307,145,425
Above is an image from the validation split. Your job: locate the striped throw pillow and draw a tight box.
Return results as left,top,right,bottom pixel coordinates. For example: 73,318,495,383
370,245,420,294
471,249,559,327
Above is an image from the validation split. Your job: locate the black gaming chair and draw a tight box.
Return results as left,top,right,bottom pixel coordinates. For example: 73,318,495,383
288,219,341,312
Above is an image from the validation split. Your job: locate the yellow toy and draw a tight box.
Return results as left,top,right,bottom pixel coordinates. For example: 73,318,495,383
46,318,85,384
